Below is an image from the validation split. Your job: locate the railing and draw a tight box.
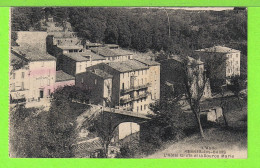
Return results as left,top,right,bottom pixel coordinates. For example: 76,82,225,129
120,92,150,104
120,83,151,94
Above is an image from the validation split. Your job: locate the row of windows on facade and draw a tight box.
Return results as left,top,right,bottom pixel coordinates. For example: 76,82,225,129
12,69,53,79
121,69,155,78
11,79,52,91
227,53,239,58
227,61,239,66
227,67,240,74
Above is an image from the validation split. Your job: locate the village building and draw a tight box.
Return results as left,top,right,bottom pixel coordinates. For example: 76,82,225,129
75,59,160,140
160,55,212,100
76,59,160,114
90,47,134,62
10,46,75,103
195,45,241,79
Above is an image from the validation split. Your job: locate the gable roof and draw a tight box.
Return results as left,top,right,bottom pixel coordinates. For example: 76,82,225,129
134,57,160,66
56,70,75,82
106,59,148,73
11,47,56,62
63,51,106,62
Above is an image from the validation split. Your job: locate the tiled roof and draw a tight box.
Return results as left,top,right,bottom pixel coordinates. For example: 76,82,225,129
56,70,75,82
63,52,90,62
63,51,105,62
106,59,148,72
84,50,106,61
134,57,160,66
196,45,240,53
58,45,83,50
111,48,134,56
91,47,134,57
11,47,56,62
91,47,117,57
88,69,113,79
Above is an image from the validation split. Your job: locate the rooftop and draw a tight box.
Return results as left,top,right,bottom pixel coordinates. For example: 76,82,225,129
63,51,105,62
89,69,113,79
91,47,117,57
106,59,148,73
196,45,240,53
134,57,160,66
11,46,56,62
56,70,75,82
111,48,134,56
57,45,84,50
48,31,77,38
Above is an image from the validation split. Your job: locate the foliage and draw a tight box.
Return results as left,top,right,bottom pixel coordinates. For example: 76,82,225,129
11,8,247,54
9,86,90,158
51,86,91,104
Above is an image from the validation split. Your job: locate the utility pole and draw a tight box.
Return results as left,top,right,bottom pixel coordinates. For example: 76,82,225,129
164,8,171,37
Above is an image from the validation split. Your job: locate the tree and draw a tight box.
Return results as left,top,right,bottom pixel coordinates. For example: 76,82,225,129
181,56,208,138
86,98,115,158
228,75,245,110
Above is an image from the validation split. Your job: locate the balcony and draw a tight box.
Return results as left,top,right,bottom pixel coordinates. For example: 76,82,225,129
120,91,150,105
120,83,151,95
133,92,151,101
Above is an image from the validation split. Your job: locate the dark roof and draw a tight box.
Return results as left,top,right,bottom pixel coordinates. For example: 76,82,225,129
106,60,148,73
88,69,113,79
56,70,75,82
134,57,160,66
196,45,240,53
11,47,56,62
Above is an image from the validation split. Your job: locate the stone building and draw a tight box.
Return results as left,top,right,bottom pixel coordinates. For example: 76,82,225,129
195,45,241,79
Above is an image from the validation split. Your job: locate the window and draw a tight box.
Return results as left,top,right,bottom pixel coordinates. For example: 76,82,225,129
69,49,73,53
141,105,142,111
236,54,238,58
21,82,24,90
48,89,51,96
142,70,143,75
137,106,139,112
145,78,147,84
144,105,146,110
13,73,15,79
123,73,124,78
21,72,25,78
141,78,143,85
122,83,124,90
12,83,15,91
236,61,238,65
154,93,156,99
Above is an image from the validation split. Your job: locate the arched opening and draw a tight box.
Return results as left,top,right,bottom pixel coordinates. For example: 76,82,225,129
112,122,140,143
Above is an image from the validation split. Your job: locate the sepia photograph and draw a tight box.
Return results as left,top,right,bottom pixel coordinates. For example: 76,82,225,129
9,7,247,158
